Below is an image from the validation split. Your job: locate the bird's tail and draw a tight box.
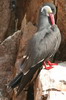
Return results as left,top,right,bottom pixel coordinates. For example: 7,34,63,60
8,59,44,95
8,72,23,89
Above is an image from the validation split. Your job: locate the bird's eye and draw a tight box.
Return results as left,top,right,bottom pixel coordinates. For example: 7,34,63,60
52,8,54,12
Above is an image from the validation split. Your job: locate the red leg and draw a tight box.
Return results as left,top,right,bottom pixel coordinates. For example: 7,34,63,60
43,61,47,69
43,61,58,70
47,61,58,66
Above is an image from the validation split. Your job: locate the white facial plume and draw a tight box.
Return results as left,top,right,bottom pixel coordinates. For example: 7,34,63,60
41,5,52,16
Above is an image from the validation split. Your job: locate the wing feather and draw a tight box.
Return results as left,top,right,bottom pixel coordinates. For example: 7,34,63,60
21,25,61,74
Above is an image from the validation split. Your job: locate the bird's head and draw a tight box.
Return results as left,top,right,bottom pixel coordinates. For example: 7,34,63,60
40,3,56,25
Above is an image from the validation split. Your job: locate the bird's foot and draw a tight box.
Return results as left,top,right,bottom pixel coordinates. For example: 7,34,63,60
47,61,58,66
43,61,58,70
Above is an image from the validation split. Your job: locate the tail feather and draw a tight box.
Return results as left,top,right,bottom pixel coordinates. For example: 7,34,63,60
8,60,44,95
9,72,23,88
17,61,43,95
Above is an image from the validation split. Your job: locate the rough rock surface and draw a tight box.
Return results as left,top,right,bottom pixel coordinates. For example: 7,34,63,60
0,0,16,42
34,62,66,100
0,30,22,100
55,0,66,61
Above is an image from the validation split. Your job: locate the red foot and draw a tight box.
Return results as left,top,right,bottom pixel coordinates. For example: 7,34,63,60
47,61,58,66
43,61,58,70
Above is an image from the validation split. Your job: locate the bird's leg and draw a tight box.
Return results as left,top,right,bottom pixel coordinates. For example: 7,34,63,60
47,61,58,66
43,61,58,70
43,61,52,70
43,61,53,70
43,61,47,69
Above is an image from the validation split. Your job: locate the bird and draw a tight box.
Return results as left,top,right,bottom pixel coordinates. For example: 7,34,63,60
8,3,61,95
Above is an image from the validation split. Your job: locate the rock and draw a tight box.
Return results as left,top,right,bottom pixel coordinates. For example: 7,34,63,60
34,62,66,100
0,30,22,99
0,0,16,42
55,0,66,61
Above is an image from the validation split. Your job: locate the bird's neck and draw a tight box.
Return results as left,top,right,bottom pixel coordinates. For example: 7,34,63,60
38,14,51,30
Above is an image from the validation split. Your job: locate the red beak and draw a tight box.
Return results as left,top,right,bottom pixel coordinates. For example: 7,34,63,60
49,13,55,25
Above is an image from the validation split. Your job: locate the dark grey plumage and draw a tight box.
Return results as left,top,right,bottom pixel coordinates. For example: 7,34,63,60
8,3,61,95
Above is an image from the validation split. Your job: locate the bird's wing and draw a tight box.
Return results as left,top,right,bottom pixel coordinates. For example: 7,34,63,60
50,25,61,56
20,25,61,74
